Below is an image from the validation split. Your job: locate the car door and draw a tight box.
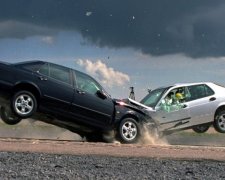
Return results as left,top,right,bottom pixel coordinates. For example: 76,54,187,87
35,62,74,113
152,87,191,132
184,84,216,126
70,70,114,127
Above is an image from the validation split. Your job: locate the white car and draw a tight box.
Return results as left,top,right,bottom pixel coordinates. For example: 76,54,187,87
129,82,225,135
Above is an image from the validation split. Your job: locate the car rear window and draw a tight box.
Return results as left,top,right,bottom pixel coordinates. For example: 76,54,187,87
187,84,214,101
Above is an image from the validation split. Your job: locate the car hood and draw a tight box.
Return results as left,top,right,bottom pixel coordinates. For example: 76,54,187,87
114,98,154,114
127,98,154,111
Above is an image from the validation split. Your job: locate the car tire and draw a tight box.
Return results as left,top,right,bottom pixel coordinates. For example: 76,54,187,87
214,110,225,133
12,91,37,118
118,118,141,144
0,106,22,125
192,125,210,133
102,130,115,143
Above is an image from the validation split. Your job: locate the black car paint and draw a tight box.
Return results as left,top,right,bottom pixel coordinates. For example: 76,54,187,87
0,61,149,135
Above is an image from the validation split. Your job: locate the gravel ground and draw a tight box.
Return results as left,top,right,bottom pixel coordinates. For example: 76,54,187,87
0,152,225,180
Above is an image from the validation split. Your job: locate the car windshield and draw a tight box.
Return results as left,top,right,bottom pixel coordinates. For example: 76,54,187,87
140,87,169,108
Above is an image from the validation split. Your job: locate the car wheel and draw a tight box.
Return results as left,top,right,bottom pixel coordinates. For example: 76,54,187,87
102,130,115,143
118,118,141,144
192,125,210,133
12,91,37,118
214,110,225,133
0,106,22,125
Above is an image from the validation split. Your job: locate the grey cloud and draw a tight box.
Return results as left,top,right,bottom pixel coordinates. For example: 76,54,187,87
0,20,57,39
0,0,225,58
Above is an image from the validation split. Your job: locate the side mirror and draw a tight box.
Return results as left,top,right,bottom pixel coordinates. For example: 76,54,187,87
96,90,107,99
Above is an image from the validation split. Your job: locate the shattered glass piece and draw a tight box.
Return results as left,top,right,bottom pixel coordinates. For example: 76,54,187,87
86,12,92,16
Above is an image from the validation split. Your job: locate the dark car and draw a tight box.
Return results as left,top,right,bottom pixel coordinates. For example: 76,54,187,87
0,60,153,143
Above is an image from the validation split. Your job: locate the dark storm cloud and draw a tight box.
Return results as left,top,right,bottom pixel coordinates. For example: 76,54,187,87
0,0,225,58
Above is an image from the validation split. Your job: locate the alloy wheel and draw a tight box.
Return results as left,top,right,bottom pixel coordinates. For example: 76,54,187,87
218,114,225,131
14,94,34,116
121,121,138,141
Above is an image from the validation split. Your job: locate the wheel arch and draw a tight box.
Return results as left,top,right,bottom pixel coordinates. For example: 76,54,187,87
116,113,140,128
214,105,225,133
121,114,139,121
215,105,225,119
12,81,41,104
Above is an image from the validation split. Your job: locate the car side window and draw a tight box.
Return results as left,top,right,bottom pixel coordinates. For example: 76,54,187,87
160,87,186,112
49,64,71,84
38,63,49,76
17,62,45,72
205,85,214,96
75,71,101,94
187,84,214,101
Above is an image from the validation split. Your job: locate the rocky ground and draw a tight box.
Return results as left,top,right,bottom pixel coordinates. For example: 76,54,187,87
0,152,224,179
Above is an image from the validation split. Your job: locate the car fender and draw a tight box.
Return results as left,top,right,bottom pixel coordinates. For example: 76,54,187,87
113,103,153,126
216,101,225,108
13,80,42,98
214,101,225,117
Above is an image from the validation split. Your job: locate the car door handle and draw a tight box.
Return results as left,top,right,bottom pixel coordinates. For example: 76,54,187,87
39,76,48,81
77,90,85,95
209,97,216,101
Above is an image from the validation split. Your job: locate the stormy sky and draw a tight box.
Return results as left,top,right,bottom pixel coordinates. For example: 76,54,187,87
1,0,225,99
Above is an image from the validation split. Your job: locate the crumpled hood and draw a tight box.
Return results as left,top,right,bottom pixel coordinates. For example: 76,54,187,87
127,98,153,111
114,98,154,114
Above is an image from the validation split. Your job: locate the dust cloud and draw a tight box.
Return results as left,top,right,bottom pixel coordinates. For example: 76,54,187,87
0,118,168,145
0,118,82,141
139,127,169,146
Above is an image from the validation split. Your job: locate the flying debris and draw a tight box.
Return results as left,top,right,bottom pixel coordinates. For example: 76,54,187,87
86,12,92,16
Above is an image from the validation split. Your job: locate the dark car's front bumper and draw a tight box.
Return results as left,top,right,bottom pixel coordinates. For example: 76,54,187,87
114,100,156,129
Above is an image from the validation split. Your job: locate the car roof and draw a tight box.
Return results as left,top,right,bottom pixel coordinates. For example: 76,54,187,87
14,60,96,79
173,82,213,87
154,82,214,90
13,60,45,65
14,60,72,70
